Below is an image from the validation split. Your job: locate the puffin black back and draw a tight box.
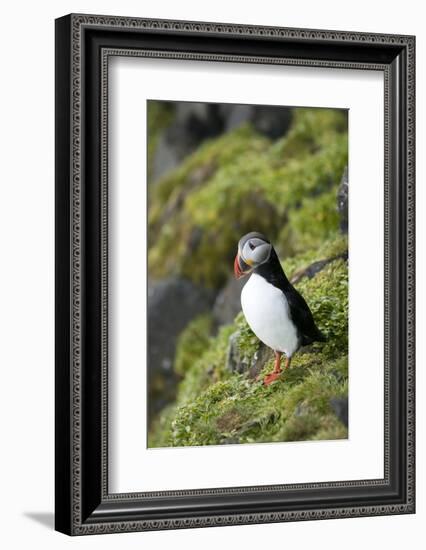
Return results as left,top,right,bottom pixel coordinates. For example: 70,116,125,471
254,247,325,343
254,248,291,292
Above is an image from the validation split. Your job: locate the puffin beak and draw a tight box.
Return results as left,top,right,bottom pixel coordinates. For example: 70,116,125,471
234,254,243,279
234,253,251,279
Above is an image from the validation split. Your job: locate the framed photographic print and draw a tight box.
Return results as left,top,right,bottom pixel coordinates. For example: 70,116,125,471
55,14,415,535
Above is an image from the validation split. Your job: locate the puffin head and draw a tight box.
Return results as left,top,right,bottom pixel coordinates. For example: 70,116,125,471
234,232,272,279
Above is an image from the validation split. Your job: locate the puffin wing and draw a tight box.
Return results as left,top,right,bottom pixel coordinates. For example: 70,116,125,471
285,285,326,345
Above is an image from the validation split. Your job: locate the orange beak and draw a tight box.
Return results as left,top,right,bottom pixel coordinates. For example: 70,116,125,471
234,253,252,279
234,253,243,279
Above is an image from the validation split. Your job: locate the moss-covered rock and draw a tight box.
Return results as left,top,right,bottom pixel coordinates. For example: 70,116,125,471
174,314,214,378
148,108,348,288
148,232,348,448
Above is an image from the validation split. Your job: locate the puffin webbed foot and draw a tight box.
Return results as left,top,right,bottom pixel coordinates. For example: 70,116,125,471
263,370,283,386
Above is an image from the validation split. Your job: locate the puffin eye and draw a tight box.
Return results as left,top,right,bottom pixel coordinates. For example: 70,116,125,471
249,242,255,251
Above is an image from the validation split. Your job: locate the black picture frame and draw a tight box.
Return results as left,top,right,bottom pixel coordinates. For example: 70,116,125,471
55,13,415,536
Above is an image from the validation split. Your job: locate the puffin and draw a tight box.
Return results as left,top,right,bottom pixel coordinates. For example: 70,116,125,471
234,232,325,385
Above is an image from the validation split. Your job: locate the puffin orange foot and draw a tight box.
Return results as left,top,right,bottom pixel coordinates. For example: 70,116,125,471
263,370,283,385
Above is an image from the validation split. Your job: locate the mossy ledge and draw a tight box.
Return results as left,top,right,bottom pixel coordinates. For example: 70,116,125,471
148,232,348,448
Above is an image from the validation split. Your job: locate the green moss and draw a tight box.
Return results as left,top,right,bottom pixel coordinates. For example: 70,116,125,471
175,323,235,406
271,107,347,160
148,108,348,288
148,125,277,287
277,193,340,258
149,233,348,448
234,311,261,358
148,402,178,448
174,314,214,377
154,352,348,447
282,232,348,275
148,124,268,225
296,258,348,355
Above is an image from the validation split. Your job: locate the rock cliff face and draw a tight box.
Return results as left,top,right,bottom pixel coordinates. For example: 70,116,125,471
147,102,349,444
147,278,214,420
149,102,294,182
337,166,349,234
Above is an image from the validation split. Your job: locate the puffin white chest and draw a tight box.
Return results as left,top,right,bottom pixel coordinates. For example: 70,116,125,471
241,273,300,357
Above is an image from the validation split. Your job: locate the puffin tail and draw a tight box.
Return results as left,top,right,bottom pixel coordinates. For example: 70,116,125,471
301,329,326,346
302,328,326,346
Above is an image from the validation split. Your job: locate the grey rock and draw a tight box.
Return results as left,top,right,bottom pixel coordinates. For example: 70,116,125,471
150,102,294,183
168,102,224,156
212,276,246,326
248,344,273,379
337,166,349,233
294,403,312,417
226,332,245,374
150,103,224,182
151,133,181,182
221,104,253,131
187,226,204,254
226,332,272,378
252,106,293,139
330,396,348,427
290,251,348,285
147,277,215,421
220,437,240,445
151,103,224,182
221,104,293,138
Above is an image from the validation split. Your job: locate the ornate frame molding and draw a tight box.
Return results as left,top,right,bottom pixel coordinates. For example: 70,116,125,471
55,14,415,535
